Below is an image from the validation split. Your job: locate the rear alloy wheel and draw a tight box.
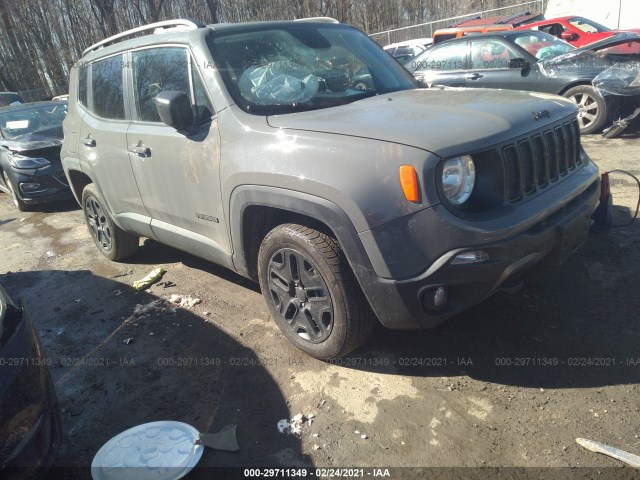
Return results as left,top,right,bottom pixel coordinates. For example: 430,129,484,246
82,183,138,261
258,224,376,359
1,170,30,212
563,85,608,135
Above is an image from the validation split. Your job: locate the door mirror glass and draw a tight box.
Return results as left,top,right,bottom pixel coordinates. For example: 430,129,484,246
561,32,577,41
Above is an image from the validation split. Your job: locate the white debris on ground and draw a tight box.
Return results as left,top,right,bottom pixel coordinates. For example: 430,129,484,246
133,299,175,317
277,413,315,435
277,419,291,434
169,294,202,308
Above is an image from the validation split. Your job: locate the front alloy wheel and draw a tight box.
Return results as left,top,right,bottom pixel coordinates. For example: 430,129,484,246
563,85,608,134
267,248,334,343
258,224,376,359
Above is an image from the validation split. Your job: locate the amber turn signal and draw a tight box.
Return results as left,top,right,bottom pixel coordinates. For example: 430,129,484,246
399,165,420,203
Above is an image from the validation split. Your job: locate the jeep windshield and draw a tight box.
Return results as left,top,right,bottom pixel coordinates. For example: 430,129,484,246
207,23,418,114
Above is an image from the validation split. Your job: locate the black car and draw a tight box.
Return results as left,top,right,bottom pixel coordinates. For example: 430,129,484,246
0,283,62,478
0,102,72,211
407,30,617,134
0,93,23,107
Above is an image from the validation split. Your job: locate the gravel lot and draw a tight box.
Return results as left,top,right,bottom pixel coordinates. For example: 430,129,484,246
1,132,639,480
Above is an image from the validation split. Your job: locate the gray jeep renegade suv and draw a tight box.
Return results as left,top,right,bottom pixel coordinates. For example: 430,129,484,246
62,18,600,359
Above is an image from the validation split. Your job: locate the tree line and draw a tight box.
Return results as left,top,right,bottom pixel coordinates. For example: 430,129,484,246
0,0,524,97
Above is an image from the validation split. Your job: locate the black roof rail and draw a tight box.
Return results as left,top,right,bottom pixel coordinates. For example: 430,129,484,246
450,15,480,27
495,11,531,24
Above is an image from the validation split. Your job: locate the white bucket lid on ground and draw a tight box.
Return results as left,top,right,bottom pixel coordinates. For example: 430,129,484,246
91,421,204,480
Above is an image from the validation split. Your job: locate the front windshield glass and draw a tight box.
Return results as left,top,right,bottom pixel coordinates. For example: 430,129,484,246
0,103,67,140
207,24,417,114
568,16,611,33
513,31,575,59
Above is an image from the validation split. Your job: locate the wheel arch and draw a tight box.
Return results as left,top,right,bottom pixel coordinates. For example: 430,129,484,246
558,81,595,97
229,186,374,284
66,168,93,206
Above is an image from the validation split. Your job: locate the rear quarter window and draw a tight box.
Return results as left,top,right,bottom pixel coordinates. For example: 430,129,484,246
79,65,88,107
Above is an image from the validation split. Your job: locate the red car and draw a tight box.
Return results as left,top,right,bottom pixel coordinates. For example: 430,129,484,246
515,16,640,47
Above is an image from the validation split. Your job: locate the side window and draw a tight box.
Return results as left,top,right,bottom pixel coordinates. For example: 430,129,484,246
92,54,125,119
420,43,467,71
132,47,190,123
78,65,88,107
470,40,519,69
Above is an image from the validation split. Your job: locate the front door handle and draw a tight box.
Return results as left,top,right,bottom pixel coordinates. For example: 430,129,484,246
128,143,151,157
82,136,96,147
466,73,484,80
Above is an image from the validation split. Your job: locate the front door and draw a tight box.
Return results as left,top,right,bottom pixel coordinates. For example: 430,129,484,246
467,38,544,92
125,46,230,263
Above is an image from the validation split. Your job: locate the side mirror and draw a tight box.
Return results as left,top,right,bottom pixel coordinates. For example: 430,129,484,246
561,32,577,42
154,91,193,132
508,58,530,69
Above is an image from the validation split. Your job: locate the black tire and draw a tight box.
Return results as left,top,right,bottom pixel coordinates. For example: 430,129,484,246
81,183,138,261
257,224,376,359
562,85,608,135
2,170,30,212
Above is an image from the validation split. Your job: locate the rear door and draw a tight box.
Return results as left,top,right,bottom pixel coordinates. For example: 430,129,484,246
125,46,230,261
78,53,152,236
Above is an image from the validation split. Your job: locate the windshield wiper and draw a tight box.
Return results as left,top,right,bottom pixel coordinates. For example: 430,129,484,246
245,103,316,115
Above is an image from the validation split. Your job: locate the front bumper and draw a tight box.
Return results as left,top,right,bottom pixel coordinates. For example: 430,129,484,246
358,163,600,330
4,165,72,205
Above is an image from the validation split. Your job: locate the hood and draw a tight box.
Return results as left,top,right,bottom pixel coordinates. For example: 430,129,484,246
575,32,640,53
1,126,63,153
267,88,576,158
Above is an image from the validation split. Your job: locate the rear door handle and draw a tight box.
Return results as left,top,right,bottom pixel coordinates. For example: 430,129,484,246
128,143,151,157
466,73,484,80
82,136,96,147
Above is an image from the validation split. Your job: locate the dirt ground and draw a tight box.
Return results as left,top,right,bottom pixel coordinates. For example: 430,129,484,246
1,132,639,480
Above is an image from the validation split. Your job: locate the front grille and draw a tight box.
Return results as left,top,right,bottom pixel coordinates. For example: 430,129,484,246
503,119,581,202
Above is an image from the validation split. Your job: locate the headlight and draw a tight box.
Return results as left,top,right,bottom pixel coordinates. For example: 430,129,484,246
442,155,475,205
7,153,50,169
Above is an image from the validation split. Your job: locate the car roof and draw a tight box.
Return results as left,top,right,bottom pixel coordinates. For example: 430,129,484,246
434,29,545,42
451,13,542,27
81,19,352,61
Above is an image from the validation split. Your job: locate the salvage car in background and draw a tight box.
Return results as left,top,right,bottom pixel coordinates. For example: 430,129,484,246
383,39,431,61
516,16,640,47
408,30,612,133
540,32,640,136
0,101,72,211
0,283,62,478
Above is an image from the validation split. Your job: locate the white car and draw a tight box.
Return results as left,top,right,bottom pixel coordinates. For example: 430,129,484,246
383,38,433,59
